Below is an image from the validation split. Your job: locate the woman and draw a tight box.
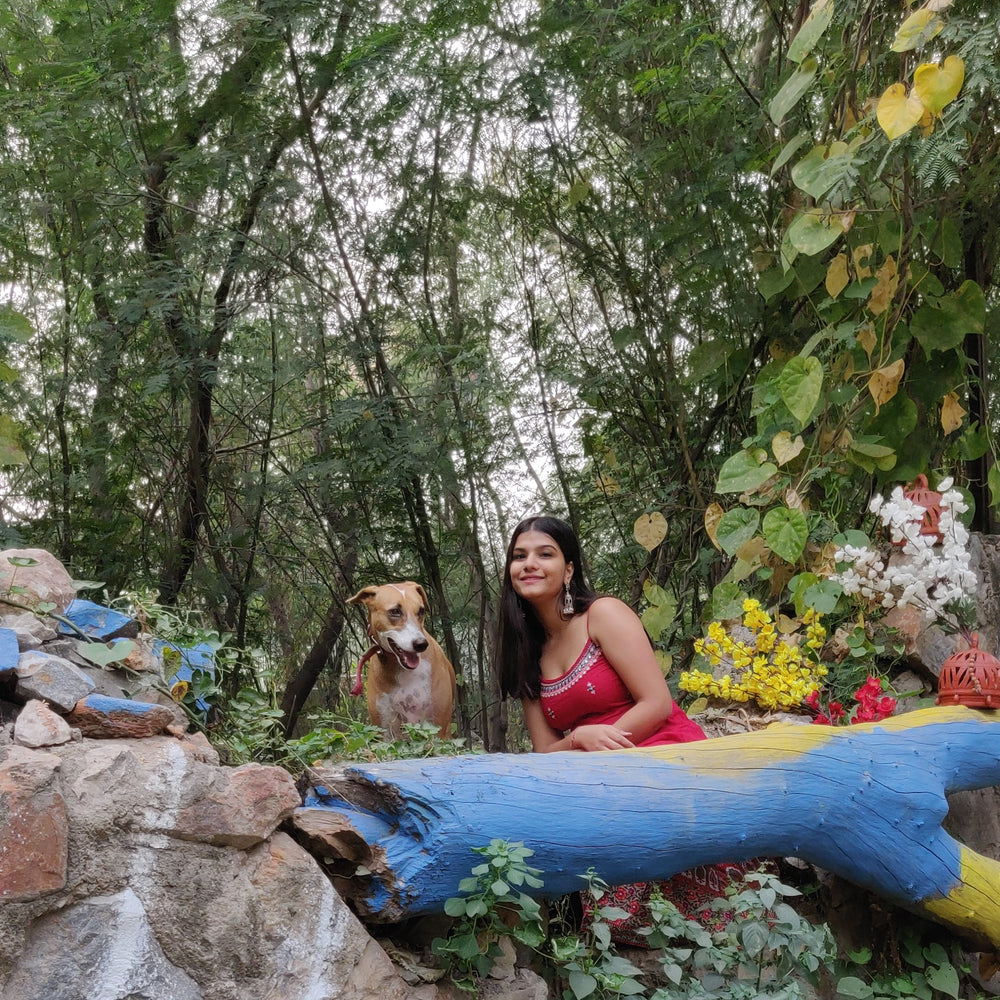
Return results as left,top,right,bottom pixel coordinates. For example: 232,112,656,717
497,514,704,750
496,515,754,945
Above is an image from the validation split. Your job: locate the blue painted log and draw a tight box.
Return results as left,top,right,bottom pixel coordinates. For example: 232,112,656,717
298,706,1000,947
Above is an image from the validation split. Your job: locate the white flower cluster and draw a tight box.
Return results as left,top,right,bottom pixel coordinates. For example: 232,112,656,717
832,477,978,624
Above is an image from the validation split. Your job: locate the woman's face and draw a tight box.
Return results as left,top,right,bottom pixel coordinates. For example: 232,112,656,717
508,530,574,606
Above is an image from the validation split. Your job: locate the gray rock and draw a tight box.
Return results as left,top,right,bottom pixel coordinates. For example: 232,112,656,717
0,549,77,616
15,650,95,712
13,699,74,748
0,888,203,1000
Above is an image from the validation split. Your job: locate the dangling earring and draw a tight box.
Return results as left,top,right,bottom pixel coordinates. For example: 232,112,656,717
560,582,575,620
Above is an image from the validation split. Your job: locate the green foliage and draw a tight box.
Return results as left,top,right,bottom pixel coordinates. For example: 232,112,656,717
835,926,981,1000
287,717,473,767
432,840,546,993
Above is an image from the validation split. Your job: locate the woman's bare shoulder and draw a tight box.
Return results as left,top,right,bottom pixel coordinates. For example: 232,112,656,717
586,596,640,630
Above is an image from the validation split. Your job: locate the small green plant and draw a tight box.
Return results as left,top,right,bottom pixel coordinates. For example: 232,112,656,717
432,839,546,993
552,869,648,999
836,925,981,1000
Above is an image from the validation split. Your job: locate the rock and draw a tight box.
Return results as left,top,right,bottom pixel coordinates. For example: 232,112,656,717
0,612,58,648
0,549,76,615
15,651,96,712
0,745,68,901
58,598,140,641
880,604,961,680
13,699,75,748
0,629,18,672
66,694,177,739
0,887,203,1000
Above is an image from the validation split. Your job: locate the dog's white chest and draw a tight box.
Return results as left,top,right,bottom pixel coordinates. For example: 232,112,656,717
375,657,435,731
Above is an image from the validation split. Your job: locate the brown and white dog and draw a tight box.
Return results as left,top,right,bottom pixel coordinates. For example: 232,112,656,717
347,582,456,738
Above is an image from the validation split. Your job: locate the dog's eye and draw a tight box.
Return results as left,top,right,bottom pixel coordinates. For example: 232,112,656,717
388,606,402,618
417,608,426,619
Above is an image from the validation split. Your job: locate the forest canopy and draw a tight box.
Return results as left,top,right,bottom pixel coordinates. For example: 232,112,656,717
0,0,997,747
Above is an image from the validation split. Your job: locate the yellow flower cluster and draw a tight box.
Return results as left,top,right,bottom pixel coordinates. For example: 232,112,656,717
681,599,828,712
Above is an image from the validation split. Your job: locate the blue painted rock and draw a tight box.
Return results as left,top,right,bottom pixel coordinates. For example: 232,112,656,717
66,694,179,738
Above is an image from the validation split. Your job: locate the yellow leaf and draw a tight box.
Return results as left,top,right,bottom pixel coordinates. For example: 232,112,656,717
634,512,668,551
825,253,849,298
891,9,943,52
857,322,876,359
867,256,898,317
686,696,708,715
868,359,905,411
877,83,924,140
772,431,805,466
704,503,724,551
596,472,619,496
941,391,966,434
735,535,765,566
852,243,874,279
914,56,965,115
777,613,799,634
923,0,953,10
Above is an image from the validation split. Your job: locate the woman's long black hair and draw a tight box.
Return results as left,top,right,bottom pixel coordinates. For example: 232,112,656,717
496,515,599,700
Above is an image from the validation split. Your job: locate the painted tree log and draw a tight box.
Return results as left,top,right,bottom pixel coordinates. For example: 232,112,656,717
295,706,1000,947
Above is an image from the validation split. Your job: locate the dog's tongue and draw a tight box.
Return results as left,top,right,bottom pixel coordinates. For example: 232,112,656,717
401,648,420,669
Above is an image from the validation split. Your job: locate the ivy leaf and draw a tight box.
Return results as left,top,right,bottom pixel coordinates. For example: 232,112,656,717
568,970,598,1000
768,57,818,125
787,0,834,63
634,512,667,551
787,208,852,255
777,356,823,427
716,449,778,495
791,142,853,200
925,963,960,999
76,639,136,667
837,976,875,999
940,392,966,434
891,9,943,52
0,306,33,344
867,257,898,317
867,359,904,411
716,507,760,556
911,280,986,356
914,56,965,115
762,506,809,563
876,83,924,140
772,430,805,465
825,253,849,298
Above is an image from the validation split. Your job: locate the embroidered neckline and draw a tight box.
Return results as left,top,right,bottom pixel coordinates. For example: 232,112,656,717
541,640,603,698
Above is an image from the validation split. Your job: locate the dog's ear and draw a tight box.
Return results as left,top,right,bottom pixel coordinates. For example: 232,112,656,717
347,587,378,607
414,584,430,614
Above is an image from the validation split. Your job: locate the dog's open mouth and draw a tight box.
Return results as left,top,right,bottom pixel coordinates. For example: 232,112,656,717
386,638,420,670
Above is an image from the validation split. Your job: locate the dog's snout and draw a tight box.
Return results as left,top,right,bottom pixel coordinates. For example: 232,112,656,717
413,636,429,652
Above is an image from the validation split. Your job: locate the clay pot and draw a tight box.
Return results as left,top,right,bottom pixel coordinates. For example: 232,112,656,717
936,634,1000,708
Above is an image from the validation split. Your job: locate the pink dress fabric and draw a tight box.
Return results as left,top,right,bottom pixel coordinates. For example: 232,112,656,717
540,638,706,745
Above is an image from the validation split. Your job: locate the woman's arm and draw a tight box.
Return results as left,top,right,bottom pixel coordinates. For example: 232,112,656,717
580,596,674,747
523,696,636,752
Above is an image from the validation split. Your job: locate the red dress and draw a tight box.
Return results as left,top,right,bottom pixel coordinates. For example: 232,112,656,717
540,635,758,946
540,639,706,745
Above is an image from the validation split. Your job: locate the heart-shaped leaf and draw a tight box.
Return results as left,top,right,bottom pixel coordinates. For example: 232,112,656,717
772,430,806,465
825,253,849,298
891,9,943,52
763,506,809,564
911,279,986,356
791,142,853,200
777,356,824,427
76,638,137,668
877,83,924,140
867,359,905,410
634,512,668,551
716,449,778,495
717,507,760,556
914,56,965,115
704,502,724,550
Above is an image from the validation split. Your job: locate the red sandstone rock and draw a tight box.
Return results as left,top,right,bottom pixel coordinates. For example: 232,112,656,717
0,746,68,901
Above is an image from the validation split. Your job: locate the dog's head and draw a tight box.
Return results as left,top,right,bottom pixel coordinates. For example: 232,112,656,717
348,582,431,670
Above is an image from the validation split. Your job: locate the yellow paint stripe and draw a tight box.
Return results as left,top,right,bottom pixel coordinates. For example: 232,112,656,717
923,844,1000,948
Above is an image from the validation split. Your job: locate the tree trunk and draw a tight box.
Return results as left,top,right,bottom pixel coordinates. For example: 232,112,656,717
293,706,1000,950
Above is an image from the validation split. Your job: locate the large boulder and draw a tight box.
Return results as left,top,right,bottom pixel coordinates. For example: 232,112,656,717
0,549,76,616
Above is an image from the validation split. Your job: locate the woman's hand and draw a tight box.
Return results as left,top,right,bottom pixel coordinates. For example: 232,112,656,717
570,723,634,751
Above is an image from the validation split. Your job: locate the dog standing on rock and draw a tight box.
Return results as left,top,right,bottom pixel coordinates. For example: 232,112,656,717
348,582,456,738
